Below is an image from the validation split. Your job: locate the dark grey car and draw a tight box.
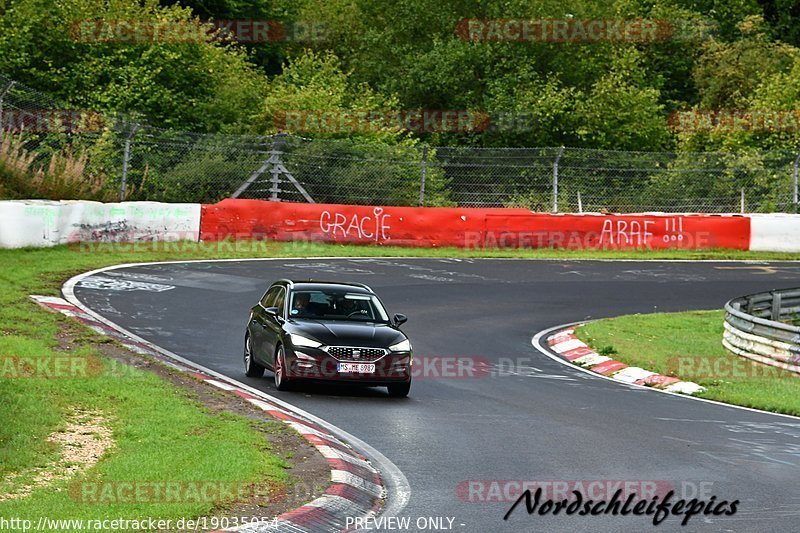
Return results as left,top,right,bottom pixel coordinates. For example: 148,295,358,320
244,279,412,397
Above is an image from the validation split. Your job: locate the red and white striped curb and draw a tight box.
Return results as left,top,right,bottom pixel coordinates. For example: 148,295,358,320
547,327,705,395
31,295,384,532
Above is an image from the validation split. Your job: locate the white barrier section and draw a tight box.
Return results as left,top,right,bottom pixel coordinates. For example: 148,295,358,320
749,214,800,252
0,200,201,248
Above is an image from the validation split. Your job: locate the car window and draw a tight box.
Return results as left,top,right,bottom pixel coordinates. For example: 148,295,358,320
260,286,281,307
273,288,286,315
289,289,389,322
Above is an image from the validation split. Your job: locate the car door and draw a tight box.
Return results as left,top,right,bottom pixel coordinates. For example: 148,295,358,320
250,286,280,365
263,287,286,366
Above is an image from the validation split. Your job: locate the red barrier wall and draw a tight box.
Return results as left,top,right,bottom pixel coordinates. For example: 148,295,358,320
200,199,751,250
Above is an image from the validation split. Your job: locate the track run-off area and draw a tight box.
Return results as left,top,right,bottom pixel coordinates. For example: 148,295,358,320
69,258,800,532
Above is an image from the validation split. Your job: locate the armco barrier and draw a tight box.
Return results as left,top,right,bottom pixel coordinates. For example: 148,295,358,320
723,289,800,374
0,200,201,248
200,199,751,250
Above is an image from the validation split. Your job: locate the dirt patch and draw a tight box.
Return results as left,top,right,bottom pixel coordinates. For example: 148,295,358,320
0,409,113,501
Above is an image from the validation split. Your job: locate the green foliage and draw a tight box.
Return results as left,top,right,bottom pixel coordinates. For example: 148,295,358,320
253,50,406,143
4,0,800,206
0,0,265,131
572,49,670,150
693,15,796,109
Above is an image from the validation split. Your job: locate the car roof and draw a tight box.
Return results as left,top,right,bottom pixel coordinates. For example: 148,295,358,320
272,279,373,294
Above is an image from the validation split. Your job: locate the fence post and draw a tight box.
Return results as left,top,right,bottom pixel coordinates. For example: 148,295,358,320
740,188,745,214
0,80,15,129
577,191,583,214
269,133,285,202
552,146,565,213
419,145,429,206
119,123,139,201
793,147,800,213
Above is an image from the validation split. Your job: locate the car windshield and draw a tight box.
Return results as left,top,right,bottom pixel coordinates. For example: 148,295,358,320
288,289,390,322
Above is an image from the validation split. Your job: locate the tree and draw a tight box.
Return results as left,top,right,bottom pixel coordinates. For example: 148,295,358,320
0,0,265,132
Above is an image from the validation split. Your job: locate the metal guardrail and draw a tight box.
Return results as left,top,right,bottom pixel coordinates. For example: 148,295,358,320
723,288,800,374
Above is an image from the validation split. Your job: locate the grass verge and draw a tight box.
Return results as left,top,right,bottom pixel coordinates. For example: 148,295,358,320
0,245,334,527
1,239,798,525
576,311,800,416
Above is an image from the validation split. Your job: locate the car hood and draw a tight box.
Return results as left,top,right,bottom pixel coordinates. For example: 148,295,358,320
288,320,406,348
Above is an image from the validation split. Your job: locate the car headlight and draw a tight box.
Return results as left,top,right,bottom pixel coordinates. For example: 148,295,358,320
389,339,412,352
289,334,323,348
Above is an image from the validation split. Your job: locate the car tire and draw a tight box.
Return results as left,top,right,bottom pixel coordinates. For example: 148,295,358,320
387,381,411,398
273,345,292,391
244,333,265,377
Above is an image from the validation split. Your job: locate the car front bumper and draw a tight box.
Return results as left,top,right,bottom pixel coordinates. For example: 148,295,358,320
286,346,412,383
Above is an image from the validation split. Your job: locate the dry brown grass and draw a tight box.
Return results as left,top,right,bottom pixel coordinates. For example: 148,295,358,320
0,133,118,201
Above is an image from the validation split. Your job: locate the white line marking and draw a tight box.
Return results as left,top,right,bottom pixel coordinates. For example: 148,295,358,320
572,354,612,366
550,338,585,353
330,470,384,498
612,366,656,384
317,445,375,470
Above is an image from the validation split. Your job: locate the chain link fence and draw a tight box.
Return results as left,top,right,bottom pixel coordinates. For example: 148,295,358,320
1,73,799,212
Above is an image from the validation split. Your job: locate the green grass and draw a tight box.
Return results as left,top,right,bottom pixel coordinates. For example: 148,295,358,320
0,246,299,526
576,310,800,416
0,239,798,525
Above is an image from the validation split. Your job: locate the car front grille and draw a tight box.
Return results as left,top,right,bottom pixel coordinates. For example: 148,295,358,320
325,346,387,362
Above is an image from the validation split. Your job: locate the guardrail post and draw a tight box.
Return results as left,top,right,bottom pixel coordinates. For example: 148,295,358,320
552,146,565,213
419,145,428,206
771,291,782,321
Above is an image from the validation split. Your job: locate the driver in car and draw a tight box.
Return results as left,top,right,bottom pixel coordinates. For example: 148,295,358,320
340,297,367,318
291,292,311,316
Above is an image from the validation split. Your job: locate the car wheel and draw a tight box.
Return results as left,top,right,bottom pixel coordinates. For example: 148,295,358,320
273,345,292,391
244,333,265,377
387,381,411,398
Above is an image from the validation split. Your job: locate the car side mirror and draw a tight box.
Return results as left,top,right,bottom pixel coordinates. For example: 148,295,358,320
392,313,407,327
265,306,279,317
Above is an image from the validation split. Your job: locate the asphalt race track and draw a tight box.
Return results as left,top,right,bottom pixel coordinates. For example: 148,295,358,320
71,259,800,532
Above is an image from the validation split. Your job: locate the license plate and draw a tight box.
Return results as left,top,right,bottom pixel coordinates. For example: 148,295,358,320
337,362,375,373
